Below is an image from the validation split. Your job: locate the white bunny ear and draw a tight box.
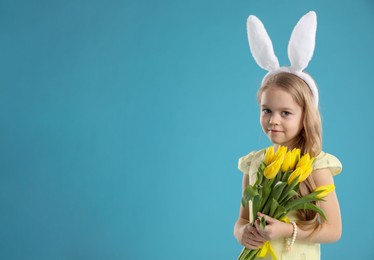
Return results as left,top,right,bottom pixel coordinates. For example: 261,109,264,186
247,15,279,71
288,11,317,71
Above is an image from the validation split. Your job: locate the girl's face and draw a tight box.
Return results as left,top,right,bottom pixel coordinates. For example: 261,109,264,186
260,86,303,148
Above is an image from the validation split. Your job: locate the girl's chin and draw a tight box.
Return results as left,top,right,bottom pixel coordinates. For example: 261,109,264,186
268,137,291,147
268,136,283,144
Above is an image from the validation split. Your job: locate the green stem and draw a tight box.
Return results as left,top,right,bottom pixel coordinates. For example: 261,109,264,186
237,248,259,260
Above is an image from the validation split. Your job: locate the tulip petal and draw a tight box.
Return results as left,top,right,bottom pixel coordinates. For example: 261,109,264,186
288,168,302,185
314,184,335,199
264,159,282,179
264,146,275,165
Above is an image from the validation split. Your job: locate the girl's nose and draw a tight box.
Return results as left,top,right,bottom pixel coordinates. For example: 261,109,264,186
269,114,280,126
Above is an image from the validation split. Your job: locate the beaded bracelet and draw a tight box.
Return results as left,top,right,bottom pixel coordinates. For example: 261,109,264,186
285,221,297,251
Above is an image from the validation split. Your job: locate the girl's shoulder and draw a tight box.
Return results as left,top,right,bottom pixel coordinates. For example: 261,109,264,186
238,149,266,175
314,151,342,176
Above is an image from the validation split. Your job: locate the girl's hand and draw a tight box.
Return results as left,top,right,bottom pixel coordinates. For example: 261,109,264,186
254,212,293,241
239,223,266,250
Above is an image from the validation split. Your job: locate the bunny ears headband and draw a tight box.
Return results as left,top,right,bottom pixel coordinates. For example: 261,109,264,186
247,11,319,106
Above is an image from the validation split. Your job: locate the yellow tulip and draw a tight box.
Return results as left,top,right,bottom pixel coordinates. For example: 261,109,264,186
281,151,292,172
289,148,300,170
297,157,315,182
281,148,300,172
274,146,287,162
287,167,303,185
306,157,315,169
296,153,311,169
298,166,313,183
264,159,282,179
264,146,275,165
314,184,335,198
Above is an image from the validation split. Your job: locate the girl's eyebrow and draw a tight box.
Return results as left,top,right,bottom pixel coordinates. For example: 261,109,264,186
281,107,295,111
261,104,295,111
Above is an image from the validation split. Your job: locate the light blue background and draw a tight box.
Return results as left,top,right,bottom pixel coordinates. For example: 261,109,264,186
0,0,372,259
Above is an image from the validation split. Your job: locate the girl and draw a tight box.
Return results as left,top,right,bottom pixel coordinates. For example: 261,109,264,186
233,12,342,260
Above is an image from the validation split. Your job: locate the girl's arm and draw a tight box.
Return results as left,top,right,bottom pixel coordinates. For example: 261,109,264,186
234,174,266,249
297,168,342,243
255,168,342,243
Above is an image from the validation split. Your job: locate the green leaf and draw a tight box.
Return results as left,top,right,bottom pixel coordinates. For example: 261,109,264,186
241,198,247,208
263,181,287,214
260,162,266,171
279,189,298,205
271,181,287,201
293,203,328,220
255,162,266,186
269,198,279,217
259,180,272,213
273,205,287,219
278,178,298,203
285,193,324,211
241,185,259,207
252,195,261,221
270,170,282,189
260,216,266,230
255,170,263,186
281,169,291,182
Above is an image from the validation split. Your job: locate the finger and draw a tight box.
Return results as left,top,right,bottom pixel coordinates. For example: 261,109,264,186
254,218,264,232
246,224,261,236
247,226,266,242
251,229,266,242
254,220,269,239
257,212,274,224
245,224,253,232
249,225,262,235
245,237,264,249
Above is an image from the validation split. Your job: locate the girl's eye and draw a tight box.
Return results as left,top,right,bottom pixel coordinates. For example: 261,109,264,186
262,109,271,114
282,111,291,116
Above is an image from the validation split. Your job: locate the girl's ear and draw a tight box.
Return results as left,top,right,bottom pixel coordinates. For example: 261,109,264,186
247,15,279,72
288,11,317,72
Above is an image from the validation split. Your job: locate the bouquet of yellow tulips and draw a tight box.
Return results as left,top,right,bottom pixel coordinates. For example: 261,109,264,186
238,146,335,260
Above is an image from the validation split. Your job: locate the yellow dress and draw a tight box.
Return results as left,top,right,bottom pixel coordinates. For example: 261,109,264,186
238,149,342,260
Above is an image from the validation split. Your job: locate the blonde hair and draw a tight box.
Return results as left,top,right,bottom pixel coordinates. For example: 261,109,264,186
257,72,322,230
